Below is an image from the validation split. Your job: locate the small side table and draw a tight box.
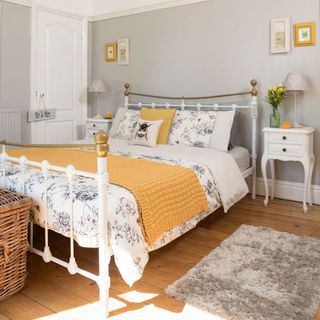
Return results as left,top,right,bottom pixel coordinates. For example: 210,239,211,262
86,118,113,140
261,127,315,213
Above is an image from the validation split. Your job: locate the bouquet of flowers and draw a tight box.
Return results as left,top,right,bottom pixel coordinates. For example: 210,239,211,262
265,84,288,110
266,84,289,128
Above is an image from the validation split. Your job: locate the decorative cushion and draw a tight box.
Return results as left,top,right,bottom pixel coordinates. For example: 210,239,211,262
140,108,176,144
209,110,236,152
228,110,240,150
131,119,163,147
113,109,140,140
109,107,126,138
168,110,217,147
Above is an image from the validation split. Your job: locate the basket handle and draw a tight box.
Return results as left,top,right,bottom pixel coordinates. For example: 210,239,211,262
0,240,10,265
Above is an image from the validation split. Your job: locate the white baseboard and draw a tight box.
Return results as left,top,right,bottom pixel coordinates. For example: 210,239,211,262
248,177,320,205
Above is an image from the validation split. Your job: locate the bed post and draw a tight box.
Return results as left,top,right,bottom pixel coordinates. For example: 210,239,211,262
95,132,110,319
250,79,258,200
124,83,130,109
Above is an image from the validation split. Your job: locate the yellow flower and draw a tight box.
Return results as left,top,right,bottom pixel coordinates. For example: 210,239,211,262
273,86,277,92
278,87,283,93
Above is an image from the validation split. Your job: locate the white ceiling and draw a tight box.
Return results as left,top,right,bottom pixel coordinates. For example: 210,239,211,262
7,0,208,18
92,0,191,16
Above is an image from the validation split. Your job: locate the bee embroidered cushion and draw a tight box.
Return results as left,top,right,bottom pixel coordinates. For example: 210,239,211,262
131,119,163,147
140,108,176,144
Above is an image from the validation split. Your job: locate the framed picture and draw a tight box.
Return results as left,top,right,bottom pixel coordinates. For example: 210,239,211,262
294,22,316,46
105,42,117,62
117,39,129,66
270,17,291,54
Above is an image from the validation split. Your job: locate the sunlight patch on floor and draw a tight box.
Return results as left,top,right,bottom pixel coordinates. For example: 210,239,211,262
118,290,159,303
35,298,126,320
110,303,225,320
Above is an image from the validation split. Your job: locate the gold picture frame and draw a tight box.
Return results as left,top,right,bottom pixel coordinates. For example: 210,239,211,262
294,22,316,46
105,42,117,62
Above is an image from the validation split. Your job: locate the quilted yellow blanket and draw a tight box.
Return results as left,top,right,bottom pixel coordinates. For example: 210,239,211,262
8,148,208,245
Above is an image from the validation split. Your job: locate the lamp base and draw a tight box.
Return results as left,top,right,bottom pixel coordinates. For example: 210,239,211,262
293,121,303,128
94,114,103,119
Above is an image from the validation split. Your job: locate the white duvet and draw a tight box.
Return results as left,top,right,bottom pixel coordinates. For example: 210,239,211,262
0,139,248,285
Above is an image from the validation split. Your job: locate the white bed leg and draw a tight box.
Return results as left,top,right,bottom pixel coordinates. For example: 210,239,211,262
250,83,258,200
251,158,256,199
41,160,52,263
66,165,79,275
96,133,110,319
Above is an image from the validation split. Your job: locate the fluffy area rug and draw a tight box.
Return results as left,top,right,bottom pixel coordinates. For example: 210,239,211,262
165,225,320,320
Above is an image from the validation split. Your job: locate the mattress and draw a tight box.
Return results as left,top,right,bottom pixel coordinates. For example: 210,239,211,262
228,146,251,172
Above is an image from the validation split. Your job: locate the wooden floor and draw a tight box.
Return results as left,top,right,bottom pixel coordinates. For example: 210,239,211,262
1,196,320,319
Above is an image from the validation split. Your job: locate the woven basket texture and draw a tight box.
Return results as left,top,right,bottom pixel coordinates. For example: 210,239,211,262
0,189,32,301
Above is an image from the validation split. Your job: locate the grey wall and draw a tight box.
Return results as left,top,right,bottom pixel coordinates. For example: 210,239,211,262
0,1,31,142
91,0,320,185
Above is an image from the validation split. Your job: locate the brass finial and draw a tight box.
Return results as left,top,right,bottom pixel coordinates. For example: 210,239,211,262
124,83,130,96
250,79,258,96
95,131,109,158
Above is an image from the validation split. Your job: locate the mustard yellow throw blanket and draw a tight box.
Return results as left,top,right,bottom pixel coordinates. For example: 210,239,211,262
8,148,208,245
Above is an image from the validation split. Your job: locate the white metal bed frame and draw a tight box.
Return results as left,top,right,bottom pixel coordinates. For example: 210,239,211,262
0,80,257,319
124,79,258,197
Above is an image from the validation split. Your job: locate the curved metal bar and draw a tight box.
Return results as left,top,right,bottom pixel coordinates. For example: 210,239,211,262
124,79,258,100
125,91,252,101
0,141,95,149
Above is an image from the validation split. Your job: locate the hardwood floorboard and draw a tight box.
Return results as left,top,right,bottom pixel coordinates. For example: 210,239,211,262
1,196,320,319
0,313,10,320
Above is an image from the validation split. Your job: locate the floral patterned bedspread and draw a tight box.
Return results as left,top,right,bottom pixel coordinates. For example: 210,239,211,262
0,146,226,285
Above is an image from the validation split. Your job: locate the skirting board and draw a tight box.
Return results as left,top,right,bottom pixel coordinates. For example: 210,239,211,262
247,177,320,205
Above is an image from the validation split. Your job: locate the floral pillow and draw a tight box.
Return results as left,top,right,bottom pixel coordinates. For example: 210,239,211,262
168,110,217,147
113,109,140,140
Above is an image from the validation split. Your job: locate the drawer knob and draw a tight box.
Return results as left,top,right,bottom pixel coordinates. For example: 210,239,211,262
93,124,96,127
282,148,287,152
282,136,287,140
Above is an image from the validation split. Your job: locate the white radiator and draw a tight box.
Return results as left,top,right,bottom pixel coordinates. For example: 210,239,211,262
0,109,21,143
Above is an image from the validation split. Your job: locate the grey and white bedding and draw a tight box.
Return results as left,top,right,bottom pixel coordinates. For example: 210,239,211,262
0,138,248,285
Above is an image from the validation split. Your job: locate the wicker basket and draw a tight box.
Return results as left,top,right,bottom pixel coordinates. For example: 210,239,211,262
0,189,32,301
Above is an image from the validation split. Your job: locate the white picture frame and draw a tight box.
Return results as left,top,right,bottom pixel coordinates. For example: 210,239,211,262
117,38,129,66
270,17,291,54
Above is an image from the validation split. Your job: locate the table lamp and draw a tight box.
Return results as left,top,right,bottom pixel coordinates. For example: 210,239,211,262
89,80,106,119
284,73,309,128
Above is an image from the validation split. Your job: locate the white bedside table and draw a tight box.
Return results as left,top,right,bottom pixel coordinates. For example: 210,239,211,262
261,127,315,213
86,118,113,140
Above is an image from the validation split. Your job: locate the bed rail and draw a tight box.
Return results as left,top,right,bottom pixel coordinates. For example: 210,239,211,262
123,80,258,199
0,132,110,318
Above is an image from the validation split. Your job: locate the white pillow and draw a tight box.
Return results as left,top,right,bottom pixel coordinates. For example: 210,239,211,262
131,119,163,147
113,109,140,140
109,107,126,137
168,110,217,147
209,110,235,152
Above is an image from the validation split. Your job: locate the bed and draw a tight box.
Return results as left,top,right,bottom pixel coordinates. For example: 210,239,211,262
0,80,258,318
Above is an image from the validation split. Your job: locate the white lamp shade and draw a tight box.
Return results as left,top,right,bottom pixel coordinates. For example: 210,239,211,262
89,80,106,93
284,73,309,91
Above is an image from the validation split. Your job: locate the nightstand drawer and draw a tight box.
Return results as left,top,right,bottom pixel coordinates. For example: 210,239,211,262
86,129,98,139
269,132,303,145
87,122,107,130
269,143,303,157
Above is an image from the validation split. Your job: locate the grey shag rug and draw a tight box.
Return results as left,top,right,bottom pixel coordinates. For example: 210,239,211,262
166,225,320,320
